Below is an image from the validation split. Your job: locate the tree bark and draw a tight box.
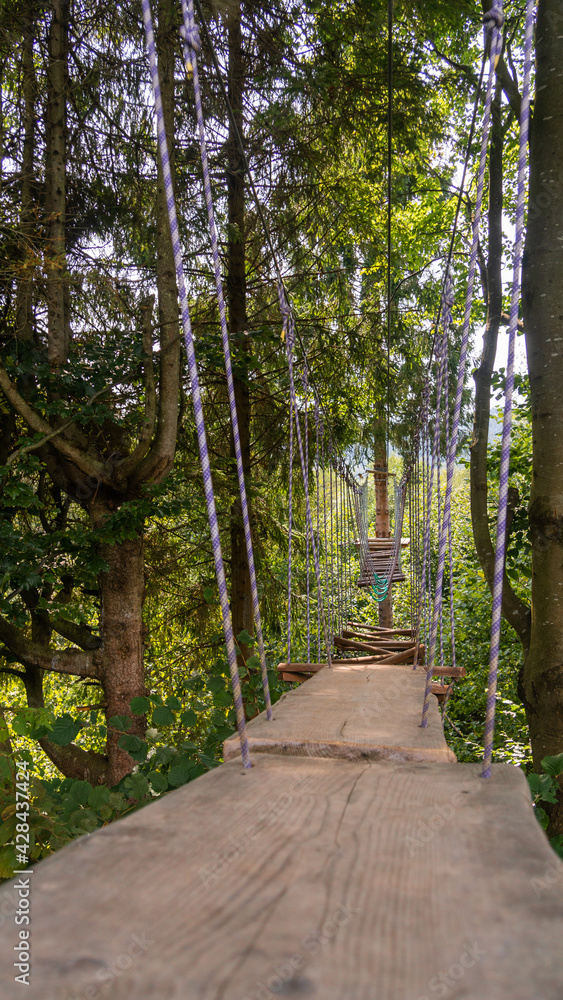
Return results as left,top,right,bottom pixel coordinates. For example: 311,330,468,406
227,0,253,661
45,0,69,369
15,14,36,344
470,80,531,651
96,528,147,785
521,0,563,831
131,0,180,488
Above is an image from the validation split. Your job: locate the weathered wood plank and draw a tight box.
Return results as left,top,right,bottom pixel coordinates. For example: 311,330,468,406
2,756,562,1000
225,661,455,763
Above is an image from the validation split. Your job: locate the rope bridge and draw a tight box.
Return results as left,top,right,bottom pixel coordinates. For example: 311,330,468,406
2,2,562,997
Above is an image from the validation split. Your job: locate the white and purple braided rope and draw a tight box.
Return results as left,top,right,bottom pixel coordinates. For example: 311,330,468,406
420,284,450,726
483,0,534,778
421,5,504,725
141,0,251,766
181,0,272,719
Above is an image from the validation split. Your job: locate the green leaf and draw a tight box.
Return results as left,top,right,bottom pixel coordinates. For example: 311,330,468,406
206,676,225,694
528,772,558,803
550,834,563,859
152,705,175,727
167,762,195,788
118,735,148,762
11,708,54,739
68,780,93,805
129,696,151,716
213,690,233,708
49,714,83,747
0,845,18,880
147,771,168,793
88,786,110,811
122,773,150,799
211,725,235,741
0,754,15,782
246,654,261,670
236,629,254,646
180,708,197,728
535,806,550,830
203,587,214,603
542,754,563,778
108,715,132,732
165,696,182,710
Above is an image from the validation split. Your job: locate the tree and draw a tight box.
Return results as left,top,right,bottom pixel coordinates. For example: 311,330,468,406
0,0,182,785
521,0,563,832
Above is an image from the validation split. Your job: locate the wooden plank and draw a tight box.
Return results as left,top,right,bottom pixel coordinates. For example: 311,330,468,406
334,636,387,654
225,661,455,763
348,624,415,637
341,632,414,648
431,665,466,679
3,755,562,999
277,653,385,670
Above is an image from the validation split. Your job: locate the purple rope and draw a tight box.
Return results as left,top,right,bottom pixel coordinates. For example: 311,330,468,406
421,5,504,724
141,0,251,767
301,367,311,662
181,0,271,719
483,0,533,778
315,399,321,661
420,291,449,725
322,432,332,648
413,385,430,667
287,403,294,663
279,286,332,667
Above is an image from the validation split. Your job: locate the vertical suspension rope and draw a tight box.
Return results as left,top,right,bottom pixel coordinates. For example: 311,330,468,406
483,0,533,778
141,0,251,767
181,0,271,718
421,286,450,725
421,2,504,720
302,367,311,663
287,403,294,664
315,399,322,662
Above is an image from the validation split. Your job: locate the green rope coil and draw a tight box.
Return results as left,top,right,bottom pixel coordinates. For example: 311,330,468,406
370,572,389,603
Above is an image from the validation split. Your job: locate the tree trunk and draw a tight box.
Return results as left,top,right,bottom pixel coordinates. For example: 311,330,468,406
45,0,69,369
227,0,253,662
96,528,147,786
132,0,180,487
470,79,531,650
15,15,36,344
521,0,563,831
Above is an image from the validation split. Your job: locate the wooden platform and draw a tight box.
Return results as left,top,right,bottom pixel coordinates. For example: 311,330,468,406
2,755,563,999
224,661,455,764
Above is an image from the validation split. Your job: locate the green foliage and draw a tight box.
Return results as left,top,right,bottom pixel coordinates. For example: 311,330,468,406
528,756,563,858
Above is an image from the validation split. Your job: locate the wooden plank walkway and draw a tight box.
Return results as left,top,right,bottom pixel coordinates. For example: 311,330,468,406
224,662,456,764
1,755,563,999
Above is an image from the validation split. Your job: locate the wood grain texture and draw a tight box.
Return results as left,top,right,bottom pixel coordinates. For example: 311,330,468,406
224,662,456,763
2,756,562,1000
